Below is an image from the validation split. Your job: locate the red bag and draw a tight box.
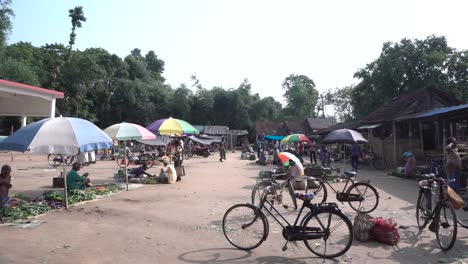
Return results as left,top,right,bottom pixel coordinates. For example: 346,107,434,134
369,217,400,245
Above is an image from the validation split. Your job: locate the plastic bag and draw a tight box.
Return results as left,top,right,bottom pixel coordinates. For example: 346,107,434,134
445,186,465,209
369,217,400,245
353,213,375,242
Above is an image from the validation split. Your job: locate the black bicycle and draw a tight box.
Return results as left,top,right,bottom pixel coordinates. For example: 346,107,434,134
223,186,353,259
251,169,326,210
360,151,387,170
116,150,154,168
416,174,457,251
311,167,380,213
47,154,77,167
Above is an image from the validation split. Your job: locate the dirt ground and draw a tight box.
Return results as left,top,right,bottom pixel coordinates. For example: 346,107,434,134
0,151,467,264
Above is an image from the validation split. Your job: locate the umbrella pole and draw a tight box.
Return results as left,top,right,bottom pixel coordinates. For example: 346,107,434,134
125,140,128,191
62,154,69,209
342,144,345,172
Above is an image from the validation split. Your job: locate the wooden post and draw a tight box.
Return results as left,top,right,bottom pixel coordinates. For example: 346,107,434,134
435,119,440,151
442,120,447,157
62,155,68,209
408,121,412,151
419,121,424,153
450,122,453,137
393,121,397,166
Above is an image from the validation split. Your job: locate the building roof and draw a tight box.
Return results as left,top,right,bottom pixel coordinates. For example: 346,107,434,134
315,120,362,134
396,103,468,121
228,129,249,136
255,120,307,136
306,117,336,130
359,86,462,124
193,125,229,135
0,79,64,98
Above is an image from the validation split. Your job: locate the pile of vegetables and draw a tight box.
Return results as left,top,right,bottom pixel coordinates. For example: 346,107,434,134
0,184,125,223
141,177,159,184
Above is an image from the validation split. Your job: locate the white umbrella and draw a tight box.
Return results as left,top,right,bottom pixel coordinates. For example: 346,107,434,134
0,117,113,208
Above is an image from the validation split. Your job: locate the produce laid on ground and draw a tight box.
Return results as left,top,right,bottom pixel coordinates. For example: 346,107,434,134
0,184,124,223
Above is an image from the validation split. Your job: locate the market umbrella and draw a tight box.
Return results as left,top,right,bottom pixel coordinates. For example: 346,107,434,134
0,117,113,208
321,129,368,144
146,117,199,136
281,134,311,143
103,122,156,191
321,129,368,171
277,152,304,176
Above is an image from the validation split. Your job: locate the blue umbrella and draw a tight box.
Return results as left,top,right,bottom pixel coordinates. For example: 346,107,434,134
0,117,112,155
0,117,113,208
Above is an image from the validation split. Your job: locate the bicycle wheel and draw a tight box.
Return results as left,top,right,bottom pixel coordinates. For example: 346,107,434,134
346,182,379,213
416,190,432,229
65,155,76,165
251,181,276,205
116,153,127,168
48,154,62,167
456,206,468,228
435,201,457,251
373,157,387,170
139,154,154,168
222,203,268,250
306,178,327,204
287,180,298,210
302,209,353,258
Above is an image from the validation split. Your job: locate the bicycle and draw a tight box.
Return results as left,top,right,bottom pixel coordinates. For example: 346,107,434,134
360,151,387,170
251,169,326,210
311,166,380,213
416,174,458,251
116,150,154,168
223,186,353,259
47,154,77,167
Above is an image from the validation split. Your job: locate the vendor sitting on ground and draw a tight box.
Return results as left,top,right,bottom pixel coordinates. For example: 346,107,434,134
403,151,416,177
0,165,21,207
66,162,92,190
159,161,177,184
128,163,153,179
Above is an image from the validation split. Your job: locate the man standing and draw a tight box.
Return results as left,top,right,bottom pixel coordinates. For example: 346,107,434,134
446,137,462,190
219,137,226,162
351,143,361,172
309,140,317,164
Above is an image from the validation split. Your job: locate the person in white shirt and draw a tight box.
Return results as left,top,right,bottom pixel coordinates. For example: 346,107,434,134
160,161,177,184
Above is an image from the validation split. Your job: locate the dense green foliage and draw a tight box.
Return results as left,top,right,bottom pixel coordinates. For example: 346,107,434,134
0,4,316,136
352,35,468,118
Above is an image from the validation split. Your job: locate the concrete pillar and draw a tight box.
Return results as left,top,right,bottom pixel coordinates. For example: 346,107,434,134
21,116,27,127
50,98,56,118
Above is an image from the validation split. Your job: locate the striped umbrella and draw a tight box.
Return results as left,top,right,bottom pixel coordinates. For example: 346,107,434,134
281,134,311,143
277,152,304,176
103,122,156,141
146,117,199,136
104,122,156,191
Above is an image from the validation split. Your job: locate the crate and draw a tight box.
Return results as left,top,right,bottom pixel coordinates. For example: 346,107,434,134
53,177,64,188
305,167,322,177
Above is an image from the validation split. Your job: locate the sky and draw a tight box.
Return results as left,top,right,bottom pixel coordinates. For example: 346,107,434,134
8,0,468,105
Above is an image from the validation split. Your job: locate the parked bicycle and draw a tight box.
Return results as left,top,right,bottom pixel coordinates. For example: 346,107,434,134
47,154,77,167
251,168,325,210
311,166,380,213
116,150,154,168
223,186,353,259
416,173,457,251
360,151,387,170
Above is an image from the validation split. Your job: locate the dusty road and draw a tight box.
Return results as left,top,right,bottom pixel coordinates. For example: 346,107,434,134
0,152,467,264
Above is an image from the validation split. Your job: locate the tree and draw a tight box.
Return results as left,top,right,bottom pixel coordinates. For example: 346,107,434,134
282,74,319,119
316,90,333,118
66,6,86,62
352,35,467,118
0,0,14,48
328,86,354,122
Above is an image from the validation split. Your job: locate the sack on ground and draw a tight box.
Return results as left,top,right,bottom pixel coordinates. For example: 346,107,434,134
159,171,168,184
353,213,375,242
445,186,465,209
369,217,400,245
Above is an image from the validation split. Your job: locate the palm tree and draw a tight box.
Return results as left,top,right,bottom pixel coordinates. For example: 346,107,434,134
66,6,86,62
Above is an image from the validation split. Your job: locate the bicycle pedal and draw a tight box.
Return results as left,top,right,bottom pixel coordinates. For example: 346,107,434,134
283,205,289,209
282,245,287,251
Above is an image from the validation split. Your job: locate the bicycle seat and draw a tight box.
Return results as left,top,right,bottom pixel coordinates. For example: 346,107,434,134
344,171,356,178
